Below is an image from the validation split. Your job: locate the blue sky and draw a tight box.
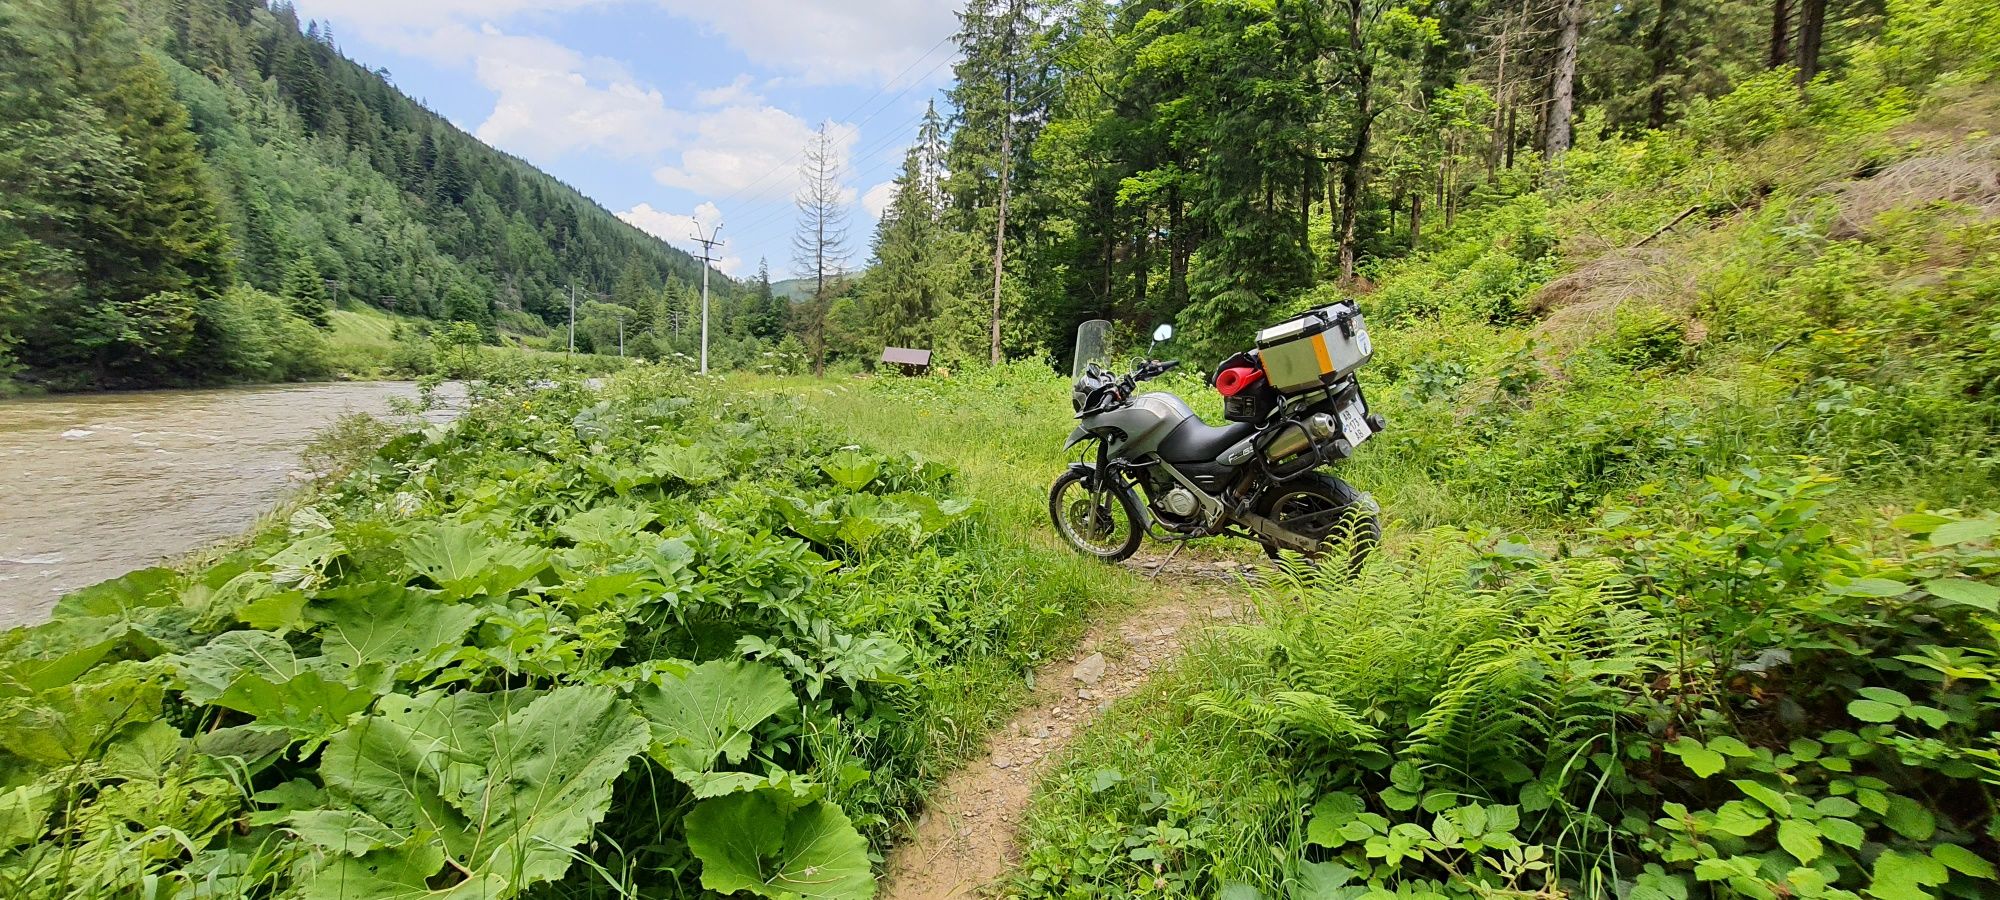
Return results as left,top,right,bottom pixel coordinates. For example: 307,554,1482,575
292,0,966,281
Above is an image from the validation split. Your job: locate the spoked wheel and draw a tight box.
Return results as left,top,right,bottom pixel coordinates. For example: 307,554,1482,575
1049,467,1144,562
1256,474,1380,572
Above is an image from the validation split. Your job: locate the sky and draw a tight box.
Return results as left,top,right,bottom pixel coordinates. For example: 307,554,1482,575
291,0,966,281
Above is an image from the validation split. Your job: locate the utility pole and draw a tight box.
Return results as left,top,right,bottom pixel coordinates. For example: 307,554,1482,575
567,283,576,353
618,314,625,357
692,223,723,375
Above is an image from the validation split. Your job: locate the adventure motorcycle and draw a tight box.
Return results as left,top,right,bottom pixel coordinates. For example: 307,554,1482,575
1050,304,1384,565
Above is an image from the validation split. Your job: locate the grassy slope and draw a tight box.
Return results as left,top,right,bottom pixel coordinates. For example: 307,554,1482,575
1005,69,2000,900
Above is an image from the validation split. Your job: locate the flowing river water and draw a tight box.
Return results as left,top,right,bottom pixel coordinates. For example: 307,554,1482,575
0,381,459,629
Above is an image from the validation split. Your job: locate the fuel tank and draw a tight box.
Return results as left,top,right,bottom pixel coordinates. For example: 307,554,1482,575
1079,392,1196,459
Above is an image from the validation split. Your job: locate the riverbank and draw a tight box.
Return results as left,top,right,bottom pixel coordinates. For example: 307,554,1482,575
0,380,460,626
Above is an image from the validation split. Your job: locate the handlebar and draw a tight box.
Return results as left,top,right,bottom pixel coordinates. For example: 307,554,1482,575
1076,359,1182,417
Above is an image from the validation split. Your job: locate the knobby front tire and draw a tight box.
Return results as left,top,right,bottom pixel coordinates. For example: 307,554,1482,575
1049,467,1145,563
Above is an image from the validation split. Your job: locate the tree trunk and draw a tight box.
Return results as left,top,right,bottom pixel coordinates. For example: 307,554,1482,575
1168,186,1188,307
1505,104,1518,168
1489,17,1511,179
1795,0,1826,84
1337,87,1371,282
1132,210,1148,314
1410,191,1422,249
989,75,1012,365
1768,0,1792,68
1646,0,1680,128
1544,0,1583,157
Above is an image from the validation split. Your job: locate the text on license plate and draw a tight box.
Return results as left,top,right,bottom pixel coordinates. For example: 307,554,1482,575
1338,402,1372,445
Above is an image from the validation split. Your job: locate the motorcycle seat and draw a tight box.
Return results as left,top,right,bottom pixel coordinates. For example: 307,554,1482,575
1157,416,1257,464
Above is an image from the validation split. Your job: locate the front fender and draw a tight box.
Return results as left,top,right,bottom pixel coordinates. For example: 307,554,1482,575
1063,426,1092,450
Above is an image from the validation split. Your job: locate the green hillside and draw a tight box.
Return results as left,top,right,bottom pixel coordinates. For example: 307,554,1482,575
0,0,747,391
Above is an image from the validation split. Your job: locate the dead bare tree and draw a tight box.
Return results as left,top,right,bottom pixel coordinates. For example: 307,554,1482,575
792,122,850,377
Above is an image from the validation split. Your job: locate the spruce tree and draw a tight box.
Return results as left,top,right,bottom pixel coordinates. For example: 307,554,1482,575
279,254,328,325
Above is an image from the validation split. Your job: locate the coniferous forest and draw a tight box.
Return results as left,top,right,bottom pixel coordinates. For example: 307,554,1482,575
0,0,773,391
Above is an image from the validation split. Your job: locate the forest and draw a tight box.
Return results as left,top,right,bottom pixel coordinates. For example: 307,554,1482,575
0,0,783,391
820,0,1972,370
2,0,1999,896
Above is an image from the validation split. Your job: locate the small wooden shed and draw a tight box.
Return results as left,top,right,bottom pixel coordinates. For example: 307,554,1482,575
880,347,933,376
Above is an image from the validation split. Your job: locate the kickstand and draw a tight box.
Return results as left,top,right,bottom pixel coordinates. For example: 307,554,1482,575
1149,541,1184,579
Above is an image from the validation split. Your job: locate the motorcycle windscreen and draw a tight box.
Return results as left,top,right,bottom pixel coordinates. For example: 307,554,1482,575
1072,319,1112,379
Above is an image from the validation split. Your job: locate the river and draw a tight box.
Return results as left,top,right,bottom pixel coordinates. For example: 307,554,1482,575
0,381,459,629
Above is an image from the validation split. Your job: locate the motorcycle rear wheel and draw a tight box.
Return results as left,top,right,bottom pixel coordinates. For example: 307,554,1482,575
1256,474,1380,571
1049,467,1144,562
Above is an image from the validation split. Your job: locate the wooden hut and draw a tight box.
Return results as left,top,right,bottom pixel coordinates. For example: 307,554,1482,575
880,347,932,376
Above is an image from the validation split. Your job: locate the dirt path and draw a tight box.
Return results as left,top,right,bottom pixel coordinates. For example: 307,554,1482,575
878,553,1253,900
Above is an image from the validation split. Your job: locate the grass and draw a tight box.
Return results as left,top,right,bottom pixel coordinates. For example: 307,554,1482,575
729,370,1164,781
326,303,419,353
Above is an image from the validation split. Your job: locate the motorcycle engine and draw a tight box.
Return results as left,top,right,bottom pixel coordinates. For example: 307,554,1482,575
1157,486,1201,519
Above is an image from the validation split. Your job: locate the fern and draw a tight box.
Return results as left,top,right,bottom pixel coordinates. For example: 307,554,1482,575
1208,530,1667,808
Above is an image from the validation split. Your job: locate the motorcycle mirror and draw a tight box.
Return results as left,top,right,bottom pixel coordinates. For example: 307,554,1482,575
1152,323,1174,343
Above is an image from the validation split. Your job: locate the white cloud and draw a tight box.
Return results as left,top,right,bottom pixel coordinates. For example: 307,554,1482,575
862,180,898,220
616,202,743,276
649,0,961,86
652,111,856,203
468,28,682,159
295,0,610,33
300,0,962,88
695,74,762,108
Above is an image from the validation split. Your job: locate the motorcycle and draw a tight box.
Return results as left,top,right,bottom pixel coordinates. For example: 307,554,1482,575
1050,306,1384,566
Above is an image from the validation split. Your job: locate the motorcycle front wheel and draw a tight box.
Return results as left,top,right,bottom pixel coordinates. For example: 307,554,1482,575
1256,474,1381,571
1049,467,1144,562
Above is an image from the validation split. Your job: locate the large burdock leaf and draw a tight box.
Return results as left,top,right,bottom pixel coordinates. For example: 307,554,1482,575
820,450,882,491
0,660,165,767
647,443,723,486
306,686,646,898
312,583,482,680
631,660,794,785
457,686,650,886
172,631,382,749
557,505,656,552
403,523,547,599
300,840,508,900
0,618,127,699
51,567,178,619
686,788,875,900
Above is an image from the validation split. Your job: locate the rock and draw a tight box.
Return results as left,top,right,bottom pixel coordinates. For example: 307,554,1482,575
1032,725,1052,739
1072,652,1107,685
1077,689,1096,701
1210,604,1236,619
991,755,1014,770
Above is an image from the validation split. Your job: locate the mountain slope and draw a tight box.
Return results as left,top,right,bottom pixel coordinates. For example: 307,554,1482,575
0,0,732,389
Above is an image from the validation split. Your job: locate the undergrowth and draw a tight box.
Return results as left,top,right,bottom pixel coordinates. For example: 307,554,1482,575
0,363,1122,899
1011,5,2000,899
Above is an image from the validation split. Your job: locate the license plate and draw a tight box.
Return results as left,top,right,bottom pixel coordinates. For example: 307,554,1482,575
1338,401,1372,446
